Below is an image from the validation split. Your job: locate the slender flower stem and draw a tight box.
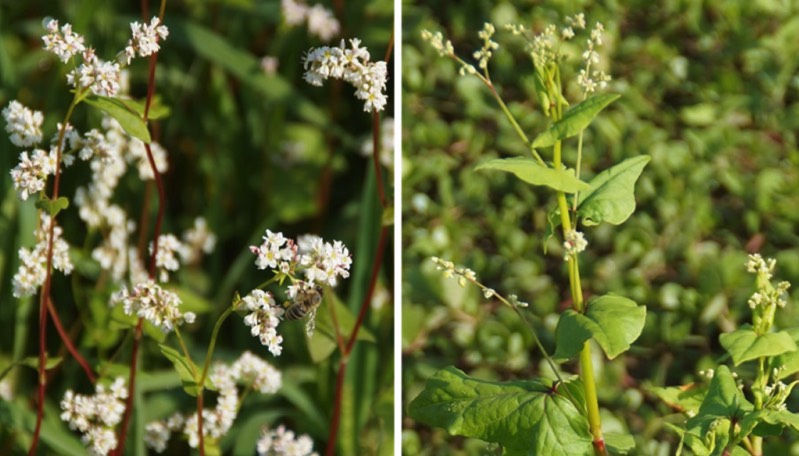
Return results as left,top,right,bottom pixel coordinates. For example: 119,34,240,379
115,1,168,452
28,92,81,456
46,297,96,383
484,81,546,167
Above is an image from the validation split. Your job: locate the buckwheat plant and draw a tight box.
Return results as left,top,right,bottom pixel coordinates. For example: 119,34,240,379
410,15,650,455
303,36,392,455
653,254,799,456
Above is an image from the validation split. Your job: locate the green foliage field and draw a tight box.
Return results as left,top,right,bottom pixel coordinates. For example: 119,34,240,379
402,1,799,454
0,0,393,454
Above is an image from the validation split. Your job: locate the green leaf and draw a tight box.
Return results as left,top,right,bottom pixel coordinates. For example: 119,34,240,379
84,96,151,143
475,157,590,193
770,327,799,378
18,356,63,371
554,294,646,360
158,344,208,396
650,383,708,415
308,289,376,363
532,93,620,148
719,325,797,366
687,365,754,436
382,205,394,227
118,95,171,120
35,196,69,217
576,156,650,226
408,366,593,455
604,432,635,455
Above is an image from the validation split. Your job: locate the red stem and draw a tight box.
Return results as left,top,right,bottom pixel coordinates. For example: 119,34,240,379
113,2,166,447
47,297,96,383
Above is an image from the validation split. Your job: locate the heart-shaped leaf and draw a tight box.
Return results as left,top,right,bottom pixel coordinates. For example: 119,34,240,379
532,93,620,148
476,157,590,193
577,156,650,226
408,366,593,455
719,325,797,366
35,196,69,217
554,294,646,360
687,365,754,436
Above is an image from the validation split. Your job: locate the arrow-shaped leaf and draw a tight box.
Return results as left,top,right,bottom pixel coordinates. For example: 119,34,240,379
476,157,590,193
719,325,797,366
532,93,620,148
409,366,593,455
554,294,646,360
85,96,151,143
577,156,650,226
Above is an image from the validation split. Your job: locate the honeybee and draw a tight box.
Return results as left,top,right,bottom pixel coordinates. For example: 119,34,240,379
284,282,323,336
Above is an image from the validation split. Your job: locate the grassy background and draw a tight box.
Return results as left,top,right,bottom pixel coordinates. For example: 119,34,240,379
0,0,393,454
402,1,799,454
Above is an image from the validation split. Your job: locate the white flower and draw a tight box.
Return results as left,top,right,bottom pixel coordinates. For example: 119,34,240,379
297,235,351,287
122,17,169,65
12,214,74,298
3,100,44,147
242,289,285,356
261,56,280,75
179,217,217,264
149,234,184,282
256,425,318,456
250,230,297,273
111,281,194,333
303,39,388,112
281,0,308,25
563,230,588,260
67,50,121,97
42,19,86,63
306,4,340,41
60,377,127,456
9,149,55,201
231,351,282,394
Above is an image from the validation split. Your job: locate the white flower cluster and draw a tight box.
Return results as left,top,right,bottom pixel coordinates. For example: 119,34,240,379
256,425,318,456
250,230,352,287
42,19,86,63
281,0,340,42
60,377,127,456
13,214,74,298
420,30,454,58
122,17,169,65
563,229,588,261
242,289,285,356
297,234,352,286
111,281,195,333
179,217,217,265
303,39,388,112
745,254,790,310
360,116,394,169
431,256,476,288
473,23,499,70
3,100,44,147
144,352,282,453
66,47,122,97
577,20,611,94
9,148,55,201
0,379,12,401
150,233,182,282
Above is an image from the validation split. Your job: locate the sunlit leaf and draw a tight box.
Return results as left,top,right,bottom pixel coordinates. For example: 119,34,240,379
476,157,590,193
409,366,593,455
84,96,151,143
532,93,620,148
577,156,650,226
719,325,797,366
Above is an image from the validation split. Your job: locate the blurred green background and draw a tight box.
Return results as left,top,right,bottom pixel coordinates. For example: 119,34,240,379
402,0,799,454
0,0,393,454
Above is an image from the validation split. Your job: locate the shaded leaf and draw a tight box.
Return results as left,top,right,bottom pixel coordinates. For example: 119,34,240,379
577,156,650,226
158,344,208,396
604,432,635,455
687,365,753,436
532,93,620,148
308,289,375,363
719,325,797,366
476,157,590,193
408,366,593,455
554,294,646,360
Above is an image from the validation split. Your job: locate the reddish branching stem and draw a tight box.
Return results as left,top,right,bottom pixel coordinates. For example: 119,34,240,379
114,3,167,449
46,298,97,383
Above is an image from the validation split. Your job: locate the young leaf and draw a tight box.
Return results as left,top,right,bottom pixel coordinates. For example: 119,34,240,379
577,156,650,226
84,96,151,143
475,157,590,193
35,196,69,217
719,324,797,366
554,294,646,360
408,366,593,456
771,327,799,379
687,365,754,436
532,93,620,148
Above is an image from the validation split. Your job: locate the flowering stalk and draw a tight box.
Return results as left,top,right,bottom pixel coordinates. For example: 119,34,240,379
113,1,168,453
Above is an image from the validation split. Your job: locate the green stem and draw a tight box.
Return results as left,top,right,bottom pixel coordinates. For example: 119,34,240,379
554,136,604,454
485,82,546,166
